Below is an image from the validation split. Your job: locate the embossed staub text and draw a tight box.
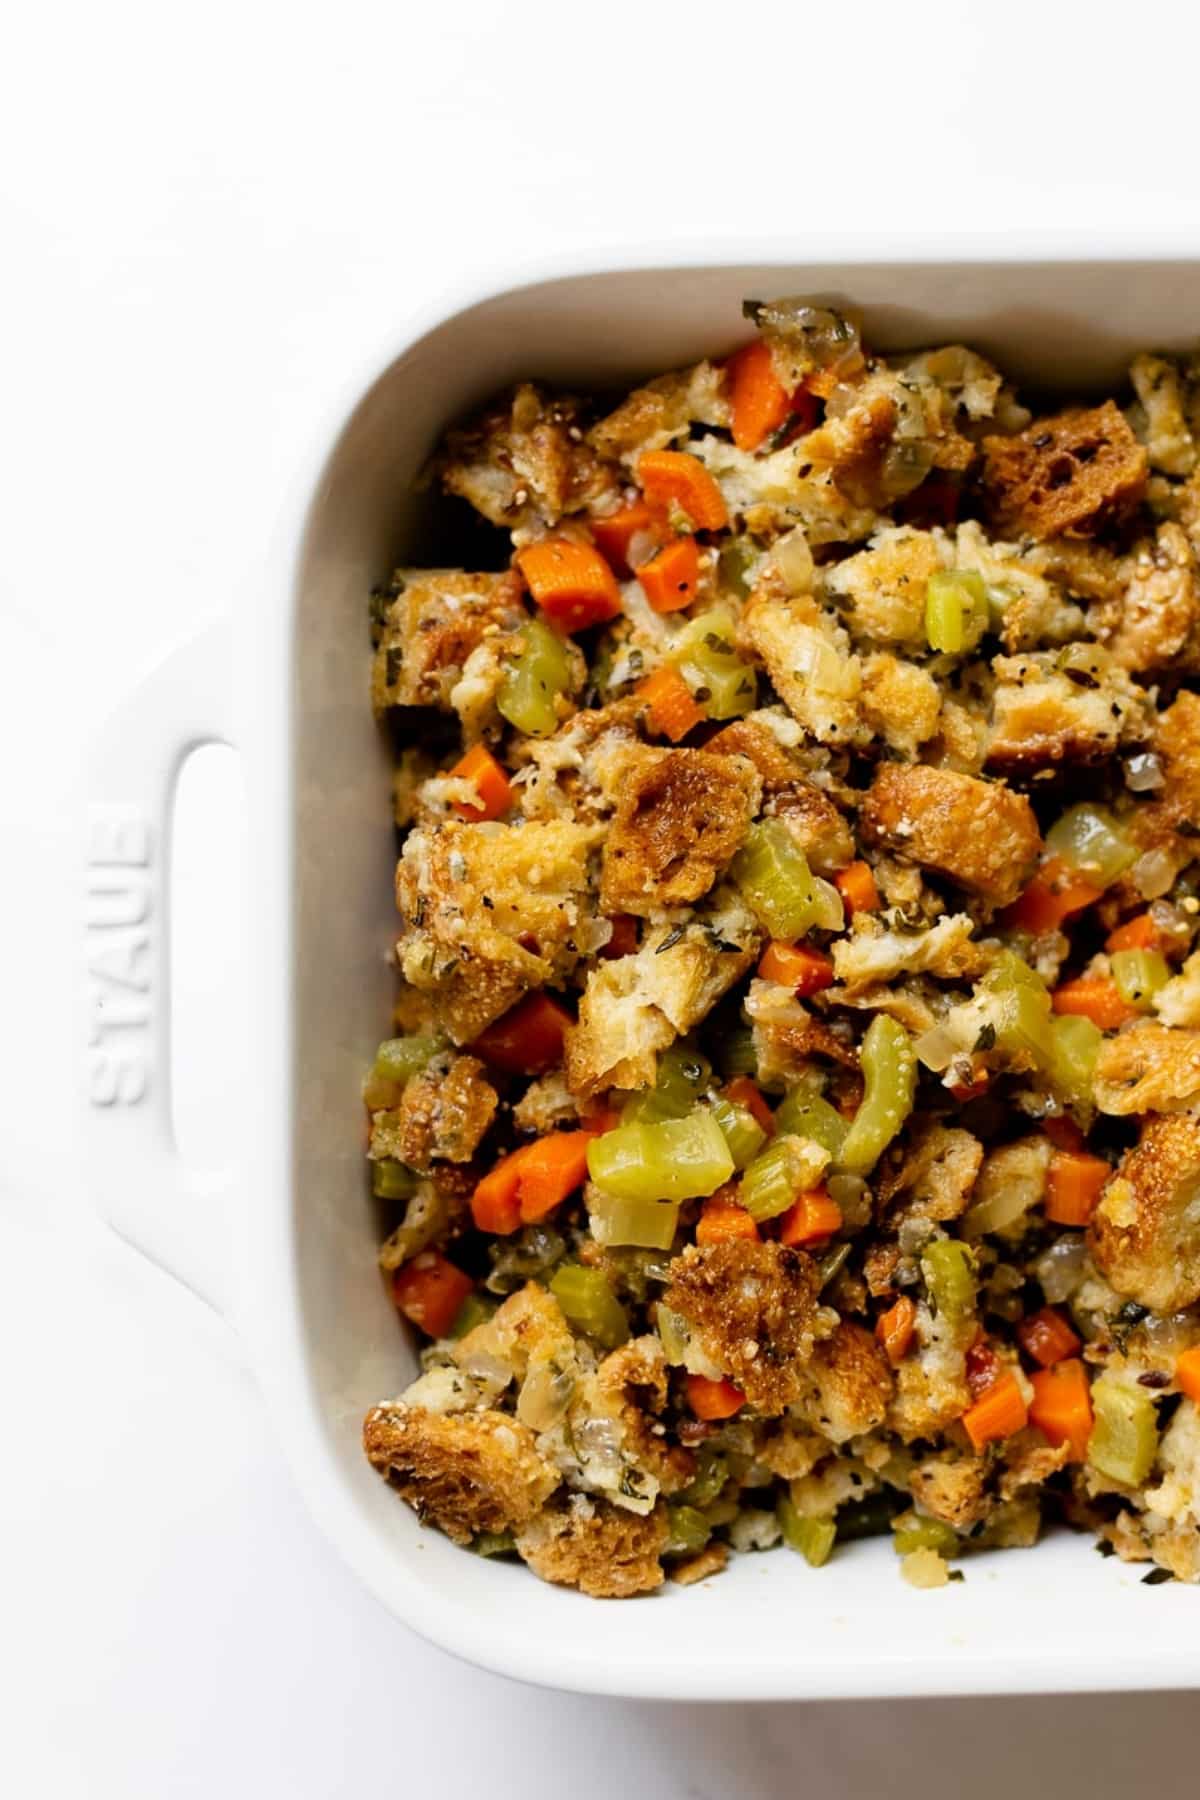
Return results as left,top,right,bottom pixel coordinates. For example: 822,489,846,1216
86,806,152,1104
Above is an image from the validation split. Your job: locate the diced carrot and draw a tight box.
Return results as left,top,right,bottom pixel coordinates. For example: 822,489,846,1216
1003,857,1103,934
757,941,835,997
637,664,705,742
600,913,639,959
966,1337,1002,1400
637,449,728,532
1051,976,1139,1031
516,1127,598,1224
779,1187,843,1247
589,499,664,575
470,991,572,1076
875,1295,916,1366
516,539,622,633
1105,912,1162,954
960,1371,1028,1452
470,1146,530,1235
1017,1306,1082,1369
392,1252,475,1339
729,339,790,452
449,743,514,821
723,1075,776,1137
1028,1358,1093,1462
686,1373,746,1420
1175,1346,1200,1404
834,860,880,916
636,535,702,613
1044,1149,1111,1227
948,1074,990,1102
696,1191,760,1245
1043,1115,1085,1153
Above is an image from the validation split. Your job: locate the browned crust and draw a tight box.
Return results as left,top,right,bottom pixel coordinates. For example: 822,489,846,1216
982,401,1148,541
599,746,760,916
669,1541,730,1586
1092,1022,1200,1116
793,1321,894,1442
371,569,526,716
663,1240,828,1415
514,1497,668,1598
876,1123,983,1227
362,1405,561,1545
372,1054,498,1170
909,1453,989,1528
1089,1113,1200,1313
859,764,1041,906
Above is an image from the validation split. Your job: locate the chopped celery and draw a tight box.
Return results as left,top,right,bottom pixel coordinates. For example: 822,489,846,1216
810,877,846,932
371,1158,419,1201
740,1136,810,1222
924,569,988,654
719,1026,758,1079
450,1293,496,1338
718,540,756,599
892,1513,959,1557
678,1446,729,1509
817,1241,853,1290
774,1077,850,1161
664,1504,713,1558
655,1303,693,1365
674,609,758,720
588,1189,681,1250
471,1531,516,1557
835,1490,906,1541
982,956,1053,1064
497,617,573,737
1046,804,1137,887
586,1112,734,1202
921,1238,977,1322
732,819,819,940
1088,1373,1159,1486
621,1045,712,1124
550,1264,630,1349
838,1015,916,1173
1048,1012,1103,1102
1111,949,1170,1009
372,1034,443,1085
707,1094,768,1170
778,1497,836,1567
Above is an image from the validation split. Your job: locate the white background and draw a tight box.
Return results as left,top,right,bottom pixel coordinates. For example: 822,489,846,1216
4,3,1198,1793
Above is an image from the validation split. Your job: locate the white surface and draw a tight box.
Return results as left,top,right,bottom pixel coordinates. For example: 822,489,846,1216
5,0,1199,1791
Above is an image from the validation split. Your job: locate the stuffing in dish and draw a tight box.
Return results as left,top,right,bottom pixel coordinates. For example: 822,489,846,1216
360,298,1200,1596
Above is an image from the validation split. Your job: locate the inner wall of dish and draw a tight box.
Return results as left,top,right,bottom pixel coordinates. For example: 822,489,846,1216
292,259,1200,1609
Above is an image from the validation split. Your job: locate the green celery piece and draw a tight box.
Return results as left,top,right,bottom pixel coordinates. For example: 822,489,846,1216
707,1094,768,1170
732,819,819,940
1046,804,1137,888
1088,1374,1159,1486
621,1045,712,1125
835,1490,906,1541
892,1514,959,1557
472,1531,516,1557
497,617,573,737
921,1238,977,1322
1049,1012,1103,1102
924,569,988,654
371,1158,419,1201
1111,949,1170,1009
739,1136,811,1222
450,1293,495,1338
372,1034,443,1085
778,1497,836,1567
677,1446,729,1509
588,1189,680,1250
550,1264,630,1350
774,1077,850,1160
586,1112,734,1203
838,1015,916,1173
664,1504,713,1558
674,609,758,720
719,1026,758,1079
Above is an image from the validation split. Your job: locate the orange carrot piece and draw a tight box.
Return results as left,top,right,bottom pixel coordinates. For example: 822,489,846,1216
779,1187,843,1247
516,1128,598,1224
1029,1358,1093,1462
729,339,790,451
723,1076,776,1137
392,1252,475,1339
636,534,702,613
966,1337,1003,1400
449,743,514,821
834,860,880,916
1175,1346,1200,1404
1044,1149,1110,1227
1105,911,1162,954
696,1192,760,1245
686,1373,746,1420
638,664,705,742
1004,857,1103,934
470,1146,530,1235
1051,975,1139,1031
948,1074,990,1102
1017,1306,1082,1369
1043,1115,1085,1153
470,991,572,1075
637,449,728,532
600,913,639,959
590,499,664,575
961,1371,1028,1452
876,1295,917,1367
757,941,834,998
516,539,622,633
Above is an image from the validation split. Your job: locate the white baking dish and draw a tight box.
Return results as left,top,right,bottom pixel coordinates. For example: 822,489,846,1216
85,248,1200,1699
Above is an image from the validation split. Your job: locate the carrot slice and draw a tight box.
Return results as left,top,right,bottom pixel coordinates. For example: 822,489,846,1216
757,941,834,997
723,1076,775,1137
638,664,705,742
961,1371,1028,1451
516,539,621,633
1105,912,1163,954
636,535,702,613
1004,857,1103,934
834,860,880,916
1051,976,1140,1031
449,743,514,821
696,1191,760,1245
1044,1149,1110,1227
779,1187,842,1247
470,991,571,1075
516,1127,598,1224
729,339,790,451
590,499,664,575
1174,1346,1200,1404
876,1295,916,1366
637,449,728,531
1029,1358,1093,1462
1017,1306,1082,1369
1043,1116,1085,1153
686,1373,745,1420
392,1252,475,1339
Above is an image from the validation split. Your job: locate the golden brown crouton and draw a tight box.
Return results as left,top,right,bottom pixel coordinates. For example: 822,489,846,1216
1100,524,1200,673
515,1496,667,1598
706,715,805,791
371,569,526,716
587,361,730,463
1092,1022,1200,1116
985,650,1151,770
909,1453,989,1528
961,1138,1051,1235
998,1433,1070,1501
669,1542,730,1585
757,1420,829,1480
1089,1115,1200,1314
743,978,860,1089
362,1404,561,1545
981,401,1148,541
820,527,940,647
799,375,900,506
599,746,761,916
437,384,618,527
739,594,867,746
859,764,1041,907
663,1240,829,1415
859,653,941,758
1130,353,1196,476
877,1122,983,1226
594,1336,695,1497
395,819,603,1042
791,1321,894,1443
1155,952,1200,1030
1156,688,1200,820
771,779,857,876
831,915,988,995
511,1071,580,1135
369,1053,497,1170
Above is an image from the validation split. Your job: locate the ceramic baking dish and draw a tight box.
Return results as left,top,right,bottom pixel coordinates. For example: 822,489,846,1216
85,247,1200,1699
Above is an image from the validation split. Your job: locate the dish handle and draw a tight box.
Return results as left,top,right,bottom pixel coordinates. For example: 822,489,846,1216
82,616,238,1318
